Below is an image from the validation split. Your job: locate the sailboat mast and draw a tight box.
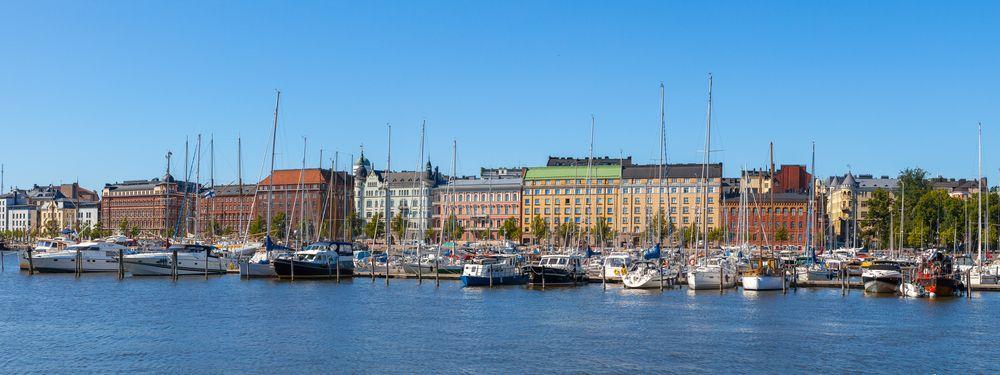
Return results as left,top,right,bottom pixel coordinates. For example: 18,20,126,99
237,137,244,239
658,82,665,245
299,138,308,249
807,142,815,259
416,120,426,245
977,122,983,263
587,114,595,247
700,73,713,258
266,91,280,248
385,125,392,261
195,134,201,239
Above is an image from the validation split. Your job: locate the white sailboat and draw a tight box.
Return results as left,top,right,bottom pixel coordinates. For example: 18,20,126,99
797,142,832,281
240,90,286,278
686,73,737,290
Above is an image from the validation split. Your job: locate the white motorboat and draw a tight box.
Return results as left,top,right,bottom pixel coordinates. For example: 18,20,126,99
601,253,635,282
687,256,738,290
622,260,675,289
901,282,926,298
862,260,903,294
239,250,282,278
125,244,227,276
460,256,527,287
969,265,998,285
272,242,355,279
795,263,833,282
31,242,130,273
19,237,76,270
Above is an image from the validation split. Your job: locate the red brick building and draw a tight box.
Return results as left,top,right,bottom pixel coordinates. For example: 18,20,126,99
723,192,820,249
100,172,199,236
773,165,812,194
255,169,353,242
196,184,257,236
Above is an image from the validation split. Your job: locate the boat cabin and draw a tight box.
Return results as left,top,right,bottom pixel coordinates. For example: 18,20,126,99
302,241,354,257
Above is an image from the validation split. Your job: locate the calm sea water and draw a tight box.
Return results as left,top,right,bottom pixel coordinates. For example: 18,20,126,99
1,251,996,374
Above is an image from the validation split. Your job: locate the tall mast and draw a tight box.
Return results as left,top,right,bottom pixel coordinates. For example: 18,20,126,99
658,82,665,245
237,137,244,239
195,134,201,238
900,180,905,254
184,136,189,238
806,142,816,259
977,122,983,263
415,120,426,245
700,73,713,258
587,114,595,247
385,124,392,259
209,135,215,237
298,138,307,248
266,90,280,249
769,142,774,255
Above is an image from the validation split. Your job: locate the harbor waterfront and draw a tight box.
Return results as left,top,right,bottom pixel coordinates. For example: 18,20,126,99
2,252,998,374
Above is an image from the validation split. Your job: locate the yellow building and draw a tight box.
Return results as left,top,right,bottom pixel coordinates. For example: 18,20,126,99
520,160,723,246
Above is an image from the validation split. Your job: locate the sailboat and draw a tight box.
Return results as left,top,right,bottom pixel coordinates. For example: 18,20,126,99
240,90,289,278
797,142,833,281
738,168,784,291
969,123,998,286
687,74,738,290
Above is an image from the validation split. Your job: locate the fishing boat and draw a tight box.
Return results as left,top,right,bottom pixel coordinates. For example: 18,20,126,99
272,241,355,279
19,237,76,270
31,242,130,273
460,256,527,287
622,260,676,289
687,256,738,290
862,260,903,294
125,244,227,276
913,250,963,298
523,254,586,286
741,257,784,291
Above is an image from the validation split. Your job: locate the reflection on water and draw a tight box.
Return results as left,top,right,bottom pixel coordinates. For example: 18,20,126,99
0,252,996,373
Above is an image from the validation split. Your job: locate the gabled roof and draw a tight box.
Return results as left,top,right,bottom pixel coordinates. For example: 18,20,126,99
259,169,327,186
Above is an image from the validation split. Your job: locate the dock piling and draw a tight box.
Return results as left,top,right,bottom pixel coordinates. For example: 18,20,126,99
435,256,440,287
719,265,723,293
171,249,178,280
75,248,82,277
335,254,341,283
489,265,494,288
118,248,124,279
204,248,209,279
28,248,34,275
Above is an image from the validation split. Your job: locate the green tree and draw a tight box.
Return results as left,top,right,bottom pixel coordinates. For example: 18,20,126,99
390,213,408,243
500,218,521,241
346,211,364,240
78,223,92,240
593,218,614,247
248,215,265,238
272,212,287,238
775,225,789,242
863,188,895,249
364,212,385,240
44,219,60,238
118,218,130,235
424,227,437,243
529,215,547,245
129,225,141,238
444,214,464,241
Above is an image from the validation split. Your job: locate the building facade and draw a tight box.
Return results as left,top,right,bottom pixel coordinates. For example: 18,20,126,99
618,163,724,245
100,172,199,236
434,178,521,242
196,184,258,236
353,150,445,242
256,168,353,242
723,192,817,248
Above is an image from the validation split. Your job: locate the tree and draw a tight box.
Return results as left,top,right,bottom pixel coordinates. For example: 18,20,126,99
424,227,437,243
708,227,724,244
775,225,789,242
862,188,895,249
44,219,60,238
118,218,130,235
248,215,265,238
593,218,614,247
272,212,287,238
444,214,464,241
79,223,92,240
364,212,385,240
499,218,521,241
129,225,141,238
390,213,408,243
529,215,547,244
346,211,364,240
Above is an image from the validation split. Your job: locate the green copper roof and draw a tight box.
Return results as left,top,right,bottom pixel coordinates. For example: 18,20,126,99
523,165,621,181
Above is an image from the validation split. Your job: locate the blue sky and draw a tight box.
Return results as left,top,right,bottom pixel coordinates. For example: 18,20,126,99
1,1,997,191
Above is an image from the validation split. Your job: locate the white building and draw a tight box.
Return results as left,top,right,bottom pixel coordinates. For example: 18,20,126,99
353,150,446,242
0,190,28,232
8,204,37,233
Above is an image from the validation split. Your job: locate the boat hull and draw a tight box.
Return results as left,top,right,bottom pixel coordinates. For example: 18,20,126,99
920,277,963,298
523,266,585,286
31,256,119,273
863,276,901,294
742,275,784,291
687,270,737,290
460,275,528,287
125,257,227,276
273,259,354,279
239,261,276,278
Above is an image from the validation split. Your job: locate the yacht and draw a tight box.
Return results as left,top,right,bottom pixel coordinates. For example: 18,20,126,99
687,256,738,290
862,260,903,294
523,254,586,286
622,260,676,289
272,241,355,279
32,242,130,273
741,257,784,291
601,253,635,282
460,256,527,287
913,250,963,298
795,263,833,282
20,237,76,270
125,244,226,276
239,238,291,278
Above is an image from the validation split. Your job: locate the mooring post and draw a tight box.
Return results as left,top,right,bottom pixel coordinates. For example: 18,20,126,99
541,264,546,290
416,246,422,284
719,264,724,293
28,248,34,275
204,248,209,279
435,256,440,287
370,255,375,282
171,249,179,280
75,248,82,277
118,248,125,279
489,264,494,288
659,260,664,291
335,253,341,283
384,251,389,286
602,260,607,290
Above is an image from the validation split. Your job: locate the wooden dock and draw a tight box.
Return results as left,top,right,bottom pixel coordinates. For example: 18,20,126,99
353,271,462,280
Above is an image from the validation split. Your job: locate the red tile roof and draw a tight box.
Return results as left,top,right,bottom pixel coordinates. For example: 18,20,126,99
258,169,327,186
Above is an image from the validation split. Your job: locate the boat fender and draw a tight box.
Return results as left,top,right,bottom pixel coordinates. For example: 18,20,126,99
689,258,696,266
